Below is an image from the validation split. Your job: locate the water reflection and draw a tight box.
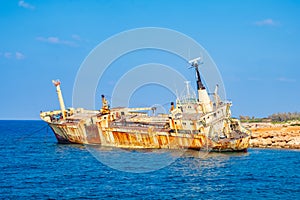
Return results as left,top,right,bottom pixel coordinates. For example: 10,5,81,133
86,145,180,173
83,145,249,173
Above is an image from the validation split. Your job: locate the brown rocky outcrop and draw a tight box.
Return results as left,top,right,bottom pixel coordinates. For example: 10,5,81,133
242,122,300,149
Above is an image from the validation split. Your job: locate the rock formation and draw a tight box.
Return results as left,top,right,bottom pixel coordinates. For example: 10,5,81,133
242,122,300,149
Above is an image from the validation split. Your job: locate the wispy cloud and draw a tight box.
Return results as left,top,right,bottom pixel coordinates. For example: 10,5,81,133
4,52,12,59
18,0,35,10
71,34,81,41
16,52,25,60
276,77,296,83
72,34,89,43
0,52,26,60
254,18,279,27
36,36,77,47
247,77,261,81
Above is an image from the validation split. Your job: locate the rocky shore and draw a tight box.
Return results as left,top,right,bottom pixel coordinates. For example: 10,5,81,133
242,122,300,149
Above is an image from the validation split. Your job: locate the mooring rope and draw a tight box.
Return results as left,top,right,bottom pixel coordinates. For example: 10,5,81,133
15,124,49,142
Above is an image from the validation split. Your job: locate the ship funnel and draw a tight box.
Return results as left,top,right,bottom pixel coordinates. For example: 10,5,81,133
101,94,110,114
52,80,66,119
170,102,175,112
189,57,213,113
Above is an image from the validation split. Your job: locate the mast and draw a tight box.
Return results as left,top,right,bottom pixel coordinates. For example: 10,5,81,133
189,57,213,113
52,80,66,119
192,61,205,90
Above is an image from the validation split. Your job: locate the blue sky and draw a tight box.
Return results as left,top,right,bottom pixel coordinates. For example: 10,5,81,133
1,0,300,119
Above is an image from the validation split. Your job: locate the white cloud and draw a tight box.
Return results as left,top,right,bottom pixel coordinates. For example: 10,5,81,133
36,36,77,47
276,77,296,82
47,37,59,43
254,18,279,26
0,52,26,60
36,34,88,47
16,52,25,60
36,36,58,43
18,0,35,10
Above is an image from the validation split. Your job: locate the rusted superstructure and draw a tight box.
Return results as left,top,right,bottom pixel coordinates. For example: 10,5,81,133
40,58,251,151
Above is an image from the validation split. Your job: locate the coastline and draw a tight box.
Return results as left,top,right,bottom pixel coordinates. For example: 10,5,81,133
242,122,300,149
2,120,299,149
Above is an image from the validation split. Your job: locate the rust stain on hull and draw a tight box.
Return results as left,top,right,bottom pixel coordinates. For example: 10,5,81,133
49,121,249,152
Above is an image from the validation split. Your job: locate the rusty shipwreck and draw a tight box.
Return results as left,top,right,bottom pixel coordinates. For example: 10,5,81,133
40,58,251,151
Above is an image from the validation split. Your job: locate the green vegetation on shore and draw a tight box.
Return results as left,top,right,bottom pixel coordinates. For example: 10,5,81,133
240,112,300,123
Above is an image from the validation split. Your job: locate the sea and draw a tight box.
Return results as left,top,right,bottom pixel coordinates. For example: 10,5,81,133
0,120,299,199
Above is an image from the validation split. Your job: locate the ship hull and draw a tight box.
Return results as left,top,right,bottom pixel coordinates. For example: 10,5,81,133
48,122,250,152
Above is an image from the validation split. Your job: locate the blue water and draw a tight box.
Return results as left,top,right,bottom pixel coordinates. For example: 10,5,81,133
0,120,299,199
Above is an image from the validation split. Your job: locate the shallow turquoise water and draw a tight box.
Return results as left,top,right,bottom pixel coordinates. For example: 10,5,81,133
0,120,299,199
